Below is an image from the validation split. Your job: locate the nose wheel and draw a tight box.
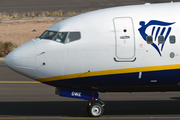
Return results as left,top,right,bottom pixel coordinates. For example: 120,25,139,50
86,99,105,117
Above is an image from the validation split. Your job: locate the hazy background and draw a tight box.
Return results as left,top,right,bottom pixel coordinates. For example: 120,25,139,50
0,0,180,14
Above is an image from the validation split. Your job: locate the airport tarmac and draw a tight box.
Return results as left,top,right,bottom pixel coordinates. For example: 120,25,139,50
1,62,180,120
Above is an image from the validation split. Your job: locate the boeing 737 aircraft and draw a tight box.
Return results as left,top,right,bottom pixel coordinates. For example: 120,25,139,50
5,2,180,117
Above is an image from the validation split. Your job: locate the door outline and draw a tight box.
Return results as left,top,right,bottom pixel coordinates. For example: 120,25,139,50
113,17,136,62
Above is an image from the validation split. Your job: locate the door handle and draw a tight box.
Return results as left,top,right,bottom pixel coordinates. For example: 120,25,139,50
120,36,130,39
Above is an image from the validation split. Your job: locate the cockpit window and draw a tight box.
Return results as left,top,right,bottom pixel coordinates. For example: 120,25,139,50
39,31,57,40
67,32,81,43
39,30,81,44
55,32,68,43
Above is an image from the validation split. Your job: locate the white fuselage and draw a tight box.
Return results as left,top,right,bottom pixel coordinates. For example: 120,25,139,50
5,2,180,92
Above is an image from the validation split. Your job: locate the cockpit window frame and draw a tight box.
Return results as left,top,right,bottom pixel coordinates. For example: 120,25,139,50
54,32,68,44
39,30,81,44
66,32,81,43
39,30,58,40
54,31,81,44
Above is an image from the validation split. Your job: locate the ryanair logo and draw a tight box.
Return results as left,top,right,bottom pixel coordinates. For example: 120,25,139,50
138,20,175,56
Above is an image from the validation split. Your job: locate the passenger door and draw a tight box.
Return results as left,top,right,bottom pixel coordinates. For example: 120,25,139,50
113,17,136,62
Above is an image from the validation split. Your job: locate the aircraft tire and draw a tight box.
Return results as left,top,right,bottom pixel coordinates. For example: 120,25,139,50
88,103,104,117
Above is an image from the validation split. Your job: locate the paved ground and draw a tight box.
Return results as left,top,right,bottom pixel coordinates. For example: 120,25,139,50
1,62,180,119
1,0,180,15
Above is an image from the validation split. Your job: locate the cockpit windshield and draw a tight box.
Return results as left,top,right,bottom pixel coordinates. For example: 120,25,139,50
39,31,57,40
54,32,68,43
39,30,81,44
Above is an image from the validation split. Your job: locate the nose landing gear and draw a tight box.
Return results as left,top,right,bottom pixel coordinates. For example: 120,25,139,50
86,99,105,117
56,88,104,117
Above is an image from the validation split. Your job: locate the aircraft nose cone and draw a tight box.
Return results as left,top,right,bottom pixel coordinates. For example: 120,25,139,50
5,54,13,69
5,40,36,78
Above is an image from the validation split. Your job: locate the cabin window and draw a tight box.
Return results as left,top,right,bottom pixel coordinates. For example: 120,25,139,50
39,30,57,40
146,36,153,44
158,35,164,44
67,32,81,43
169,35,176,44
55,32,68,43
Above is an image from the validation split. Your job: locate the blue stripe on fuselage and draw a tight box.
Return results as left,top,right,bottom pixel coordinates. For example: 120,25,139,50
44,69,180,92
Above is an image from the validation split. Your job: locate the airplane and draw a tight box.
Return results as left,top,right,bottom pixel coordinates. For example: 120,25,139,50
5,2,180,117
